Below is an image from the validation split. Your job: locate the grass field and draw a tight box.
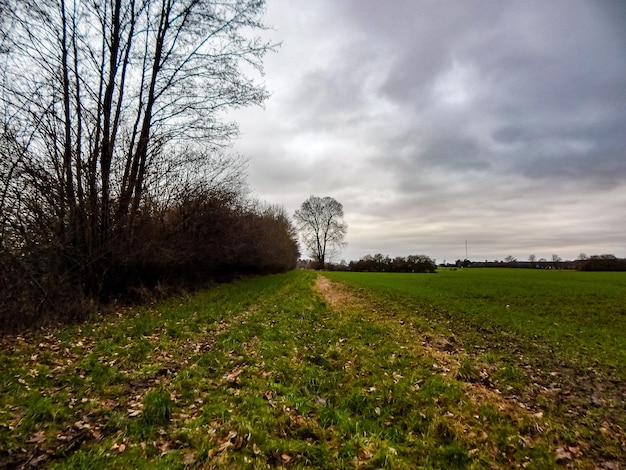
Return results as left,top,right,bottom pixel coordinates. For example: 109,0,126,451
324,268,626,374
0,269,624,468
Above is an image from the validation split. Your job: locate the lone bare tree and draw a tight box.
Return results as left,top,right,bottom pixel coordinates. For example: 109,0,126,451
294,196,347,269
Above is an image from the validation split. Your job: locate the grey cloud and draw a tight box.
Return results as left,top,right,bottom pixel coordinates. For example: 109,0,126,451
421,137,489,171
285,68,365,127
491,116,626,186
374,133,491,194
362,0,626,189
230,0,626,262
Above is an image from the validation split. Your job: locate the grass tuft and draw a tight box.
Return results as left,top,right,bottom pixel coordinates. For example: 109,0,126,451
142,387,173,427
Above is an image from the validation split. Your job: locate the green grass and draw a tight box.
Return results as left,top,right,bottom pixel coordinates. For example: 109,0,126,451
0,269,624,468
324,268,626,373
324,268,626,467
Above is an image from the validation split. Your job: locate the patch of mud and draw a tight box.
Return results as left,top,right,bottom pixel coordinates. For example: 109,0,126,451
315,276,356,311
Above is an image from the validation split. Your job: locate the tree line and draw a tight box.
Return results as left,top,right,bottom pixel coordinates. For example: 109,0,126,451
459,254,626,271
0,0,299,332
322,254,437,273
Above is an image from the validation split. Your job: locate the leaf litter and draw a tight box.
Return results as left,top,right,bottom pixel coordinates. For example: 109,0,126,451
1,272,624,468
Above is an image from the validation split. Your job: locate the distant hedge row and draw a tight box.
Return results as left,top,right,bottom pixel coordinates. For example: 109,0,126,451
577,257,626,271
465,256,626,271
324,253,437,273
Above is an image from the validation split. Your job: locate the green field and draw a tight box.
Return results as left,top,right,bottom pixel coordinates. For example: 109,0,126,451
1,270,624,468
324,268,626,374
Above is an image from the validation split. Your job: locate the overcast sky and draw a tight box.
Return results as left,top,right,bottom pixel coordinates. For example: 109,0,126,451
229,0,626,263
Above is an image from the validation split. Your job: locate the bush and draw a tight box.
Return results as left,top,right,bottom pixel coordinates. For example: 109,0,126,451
101,192,299,297
0,187,299,332
578,256,626,272
348,254,437,273
0,247,97,332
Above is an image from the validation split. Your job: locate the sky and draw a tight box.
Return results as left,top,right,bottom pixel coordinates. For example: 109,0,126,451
229,0,626,264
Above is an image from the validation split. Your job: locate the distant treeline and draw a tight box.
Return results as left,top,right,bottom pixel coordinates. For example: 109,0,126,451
313,253,438,273
452,255,626,271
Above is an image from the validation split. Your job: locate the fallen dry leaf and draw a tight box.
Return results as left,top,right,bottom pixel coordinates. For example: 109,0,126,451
232,434,244,450
358,449,372,461
28,430,46,444
183,451,196,464
159,441,170,456
555,446,571,464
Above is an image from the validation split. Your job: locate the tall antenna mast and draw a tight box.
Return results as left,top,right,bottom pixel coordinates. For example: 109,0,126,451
465,240,468,259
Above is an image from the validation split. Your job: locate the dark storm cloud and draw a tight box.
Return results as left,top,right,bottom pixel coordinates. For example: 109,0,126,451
492,118,626,186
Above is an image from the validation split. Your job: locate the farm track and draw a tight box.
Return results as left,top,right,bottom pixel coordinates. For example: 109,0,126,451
1,271,624,469
316,275,626,469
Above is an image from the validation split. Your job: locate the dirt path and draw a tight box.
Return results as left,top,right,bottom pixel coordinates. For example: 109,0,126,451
315,275,626,469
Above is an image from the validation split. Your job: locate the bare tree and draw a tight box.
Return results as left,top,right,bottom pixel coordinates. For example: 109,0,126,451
1,0,274,293
294,196,347,269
